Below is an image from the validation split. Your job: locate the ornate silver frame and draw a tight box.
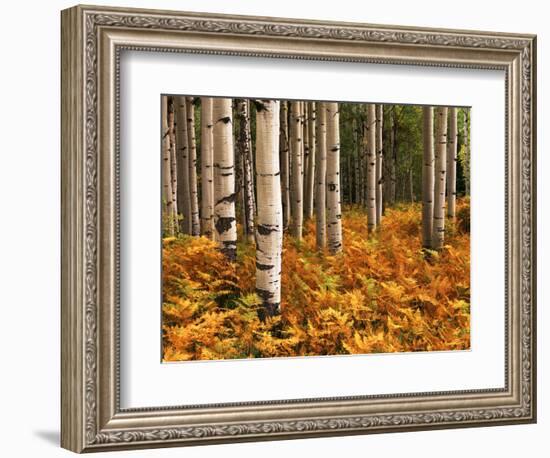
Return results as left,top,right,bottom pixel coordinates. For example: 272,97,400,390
61,4,537,453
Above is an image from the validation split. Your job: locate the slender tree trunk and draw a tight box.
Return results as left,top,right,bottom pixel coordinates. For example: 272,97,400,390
315,102,327,250
186,97,200,236
279,101,291,230
355,118,362,205
422,106,435,249
200,97,214,239
463,108,470,195
255,100,282,319
366,104,377,232
212,98,237,260
167,97,178,218
162,96,175,236
290,101,303,239
303,103,310,213
237,99,255,243
408,162,414,202
433,107,449,250
390,105,397,204
304,102,316,219
326,102,343,254
175,96,191,234
447,107,458,217
375,104,384,223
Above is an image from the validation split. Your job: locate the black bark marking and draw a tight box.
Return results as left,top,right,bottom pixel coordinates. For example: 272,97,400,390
256,262,274,271
253,100,269,112
220,241,237,262
216,192,237,206
217,116,232,124
328,183,337,192
215,217,235,234
257,224,279,236
331,146,340,152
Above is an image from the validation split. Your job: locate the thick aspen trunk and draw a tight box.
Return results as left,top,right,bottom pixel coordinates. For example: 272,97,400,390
186,97,200,236
237,99,255,243
366,104,377,232
375,104,384,223
175,96,191,234
447,107,458,217
315,102,327,250
290,101,303,239
303,103,310,211
162,97,175,236
255,100,282,318
167,97,178,218
304,102,316,219
212,98,237,260
279,101,291,230
200,97,214,239
326,102,343,254
433,107,449,250
422,106,435,249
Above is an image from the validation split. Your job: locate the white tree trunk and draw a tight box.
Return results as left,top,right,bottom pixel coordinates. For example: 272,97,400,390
212,98,237,260
326,102,343,254
463,108,470,195
290,101,303,239
375,104,383,223
237,99,255,243
280,101,291,230
315,102,327,250
186,97,200,236
366,104,377,232
175,96,191,234
447,107,458,217
162,96,175,236
200,97,214,239
433,107,449,250
422,106,435,249
304,102,316,219
255,100,282,318
167,97,178,218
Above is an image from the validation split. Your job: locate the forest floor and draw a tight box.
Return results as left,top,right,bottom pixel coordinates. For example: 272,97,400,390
162,199,471,362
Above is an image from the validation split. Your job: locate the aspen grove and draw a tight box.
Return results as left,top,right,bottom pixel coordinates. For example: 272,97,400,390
162,97,471,361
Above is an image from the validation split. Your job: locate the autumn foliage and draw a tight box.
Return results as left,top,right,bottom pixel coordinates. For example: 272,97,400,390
162,199,470,361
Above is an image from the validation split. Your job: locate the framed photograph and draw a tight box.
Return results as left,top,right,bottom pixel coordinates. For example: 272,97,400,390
61,4,537,453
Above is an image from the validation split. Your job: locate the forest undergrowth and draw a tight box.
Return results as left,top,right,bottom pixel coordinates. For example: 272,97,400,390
162,198,470,361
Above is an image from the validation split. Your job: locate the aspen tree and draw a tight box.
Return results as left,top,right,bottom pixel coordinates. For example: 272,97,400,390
447,107,458,218
304,102,316,219
237,99,255,243
463,108,470,195
433,106,449,250
290,101,303,239
303,103,310,212
162,96,175,236
315,102,327,250
255,100,283,318
167,97,178,218
212,98,237,260
186,97,200,236
366,104,377,232
175,96,191,234
375,104,384,222
279,101,291,230
200,97,214,239
422,106,435,249
389,107,397,205
326,102,343,254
